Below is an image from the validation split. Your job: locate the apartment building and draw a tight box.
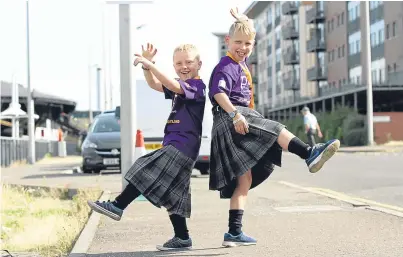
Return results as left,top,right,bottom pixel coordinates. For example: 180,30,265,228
214,1,403,119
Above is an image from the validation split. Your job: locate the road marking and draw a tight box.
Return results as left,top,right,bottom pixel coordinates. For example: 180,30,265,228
278,181,403,218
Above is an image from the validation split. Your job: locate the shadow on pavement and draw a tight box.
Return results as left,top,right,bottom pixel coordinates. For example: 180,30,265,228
22,171,121,180
85,248,228,257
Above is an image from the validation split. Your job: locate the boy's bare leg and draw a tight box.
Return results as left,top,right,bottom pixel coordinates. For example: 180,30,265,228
230,170,252,210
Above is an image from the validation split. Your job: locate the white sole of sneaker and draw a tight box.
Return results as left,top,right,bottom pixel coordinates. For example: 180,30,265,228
222,241,257,247
87,200,121,221
156,245,192,251
309,139,340,173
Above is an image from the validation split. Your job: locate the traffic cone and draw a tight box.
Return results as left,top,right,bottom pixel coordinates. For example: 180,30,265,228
134,129,147,202
134,129,147,160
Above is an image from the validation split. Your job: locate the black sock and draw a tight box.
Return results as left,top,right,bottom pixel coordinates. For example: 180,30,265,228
113,183,142,210
228,209,244,236
288,137,312,160
169,214,190,240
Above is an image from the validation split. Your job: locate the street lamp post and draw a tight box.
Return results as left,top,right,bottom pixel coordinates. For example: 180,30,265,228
105,0,153,190
26,0,35,164
365,1,374,146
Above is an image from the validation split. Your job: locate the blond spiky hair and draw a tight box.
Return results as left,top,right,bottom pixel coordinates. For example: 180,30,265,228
173,44,200,60
228,7,256,37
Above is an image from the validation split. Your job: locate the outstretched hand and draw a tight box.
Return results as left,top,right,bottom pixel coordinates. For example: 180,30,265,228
133,53,154,69
141,43,157,61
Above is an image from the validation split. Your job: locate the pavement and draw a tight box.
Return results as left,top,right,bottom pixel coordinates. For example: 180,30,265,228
74,178,403,257
2,147,403,257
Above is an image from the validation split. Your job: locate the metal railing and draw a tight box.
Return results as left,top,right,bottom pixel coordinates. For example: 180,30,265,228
0,137,79,167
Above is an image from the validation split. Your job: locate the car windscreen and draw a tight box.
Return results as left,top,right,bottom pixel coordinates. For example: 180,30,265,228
90,116,120,133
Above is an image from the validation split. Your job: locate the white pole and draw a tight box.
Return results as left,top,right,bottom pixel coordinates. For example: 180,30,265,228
365,1,374,146
119,4,137,190
26,0,36,164
88,63,93,123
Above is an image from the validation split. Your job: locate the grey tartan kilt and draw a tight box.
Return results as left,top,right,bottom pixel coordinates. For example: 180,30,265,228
124,145,195,218
209,106,285,199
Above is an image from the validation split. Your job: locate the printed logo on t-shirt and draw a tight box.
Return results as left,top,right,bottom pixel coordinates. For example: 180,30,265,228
240,76,250,95
218,79,226,89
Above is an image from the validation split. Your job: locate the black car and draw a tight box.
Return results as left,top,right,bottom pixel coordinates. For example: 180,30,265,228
81,111,121,173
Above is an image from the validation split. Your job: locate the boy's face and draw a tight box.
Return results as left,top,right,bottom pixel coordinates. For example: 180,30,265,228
173,50,202,81
225,31,255,62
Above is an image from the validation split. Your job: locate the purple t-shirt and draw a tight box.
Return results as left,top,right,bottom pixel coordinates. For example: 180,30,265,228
208,56,252,107
162,78,206,160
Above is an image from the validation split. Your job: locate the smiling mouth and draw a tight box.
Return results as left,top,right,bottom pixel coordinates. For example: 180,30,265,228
236,51,246,58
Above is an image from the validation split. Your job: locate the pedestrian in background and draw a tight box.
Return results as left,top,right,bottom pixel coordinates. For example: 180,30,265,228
301,106,323,147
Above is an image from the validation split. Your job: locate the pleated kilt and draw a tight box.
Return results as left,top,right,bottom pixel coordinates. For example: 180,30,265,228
125,145,195,218
209,106,285,199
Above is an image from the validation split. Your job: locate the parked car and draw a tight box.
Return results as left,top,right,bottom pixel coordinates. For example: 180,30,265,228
81,111,121,173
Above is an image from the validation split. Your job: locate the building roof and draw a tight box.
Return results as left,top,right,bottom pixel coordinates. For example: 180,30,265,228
244,1,271,19
212,32,226,37
1,80,77,107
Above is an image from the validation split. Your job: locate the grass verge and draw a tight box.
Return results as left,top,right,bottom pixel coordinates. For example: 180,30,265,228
1,184,101,257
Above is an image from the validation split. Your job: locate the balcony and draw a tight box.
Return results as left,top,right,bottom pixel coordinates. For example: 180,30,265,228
249,52,257,64
282,24,299,40
275,16,281,27
267,44,272,55
252,76,258,85
266,23,272,34
307,66,327,81
282,1,298,15
283,47,299,65
307,28,326,52
283,72,300,90
306,3,325,24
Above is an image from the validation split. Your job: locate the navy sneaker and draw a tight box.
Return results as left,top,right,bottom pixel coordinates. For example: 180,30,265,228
156,237,192,251
87,200,123,221
306,139,340,173
222,232,257,247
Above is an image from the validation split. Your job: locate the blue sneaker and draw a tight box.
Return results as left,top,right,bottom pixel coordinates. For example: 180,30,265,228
87,200,123,221
306,139,340,173
222,232,257,247
156,237,193,251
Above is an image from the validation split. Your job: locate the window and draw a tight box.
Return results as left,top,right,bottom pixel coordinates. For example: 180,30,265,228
349,31,361,55
328,51,332,62
349,66,362,84
370,20,384,46
331,19,334,30
337,15,340,26
371,58,386,83
386,24,390,39
275,29,280,42
343,78,346,85
342,45,345,57
275,48,281,63
90,116,120,133
370,32,377,46
328,21,331,32
338,47,341,58
392,21,397,37
341,12,344,25
275,2,280,18
394,63,397,71
348,1,360,21
267,7,272,25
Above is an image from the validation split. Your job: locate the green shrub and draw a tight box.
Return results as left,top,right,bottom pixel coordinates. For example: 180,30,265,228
280,105,368,146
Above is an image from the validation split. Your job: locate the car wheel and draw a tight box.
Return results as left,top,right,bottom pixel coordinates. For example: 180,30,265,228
82,166,92,174
195,163,210,175
93,169,101,174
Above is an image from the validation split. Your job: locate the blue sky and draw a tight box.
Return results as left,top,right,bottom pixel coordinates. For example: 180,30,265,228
0,0,253,111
